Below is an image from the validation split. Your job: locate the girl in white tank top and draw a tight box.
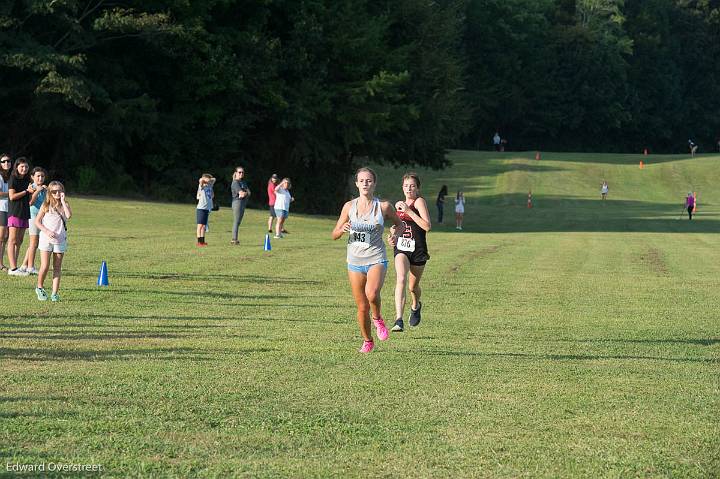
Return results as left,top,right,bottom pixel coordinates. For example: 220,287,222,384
332,168,404,353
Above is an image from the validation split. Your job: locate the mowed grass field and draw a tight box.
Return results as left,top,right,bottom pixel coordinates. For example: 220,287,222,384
1,150,719,478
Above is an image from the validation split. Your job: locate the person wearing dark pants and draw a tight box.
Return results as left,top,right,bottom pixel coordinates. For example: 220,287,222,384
686,193,695,220
230,167,251,244
436,185,447,224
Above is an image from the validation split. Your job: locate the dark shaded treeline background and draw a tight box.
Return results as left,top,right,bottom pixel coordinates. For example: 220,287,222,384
1,1,718,213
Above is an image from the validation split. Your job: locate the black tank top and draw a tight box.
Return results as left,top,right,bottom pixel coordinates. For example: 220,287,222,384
394,199,429,261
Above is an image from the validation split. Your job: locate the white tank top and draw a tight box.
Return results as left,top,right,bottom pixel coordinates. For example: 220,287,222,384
346,198,386,266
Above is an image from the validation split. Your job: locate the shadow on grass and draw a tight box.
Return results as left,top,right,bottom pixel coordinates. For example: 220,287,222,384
67,287,291,301
418,349,718,364
559,338,720,346
0,346,277,362
62,271,324,285
2,313,345,326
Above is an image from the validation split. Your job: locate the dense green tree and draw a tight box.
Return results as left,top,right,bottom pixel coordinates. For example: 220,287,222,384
2,0,720,212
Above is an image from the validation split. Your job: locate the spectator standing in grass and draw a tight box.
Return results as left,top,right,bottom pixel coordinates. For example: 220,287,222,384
0,154,12,271
493,131,501,151
273,178,293,239
267,173,279,234
688,139,698,157
436,185,447,224
7,157,32,276
230,166,250,245
20,166,47,274
455,190,465,230
601,180,609,201
196,173,215,246
686,192,695,220
34,181,71,302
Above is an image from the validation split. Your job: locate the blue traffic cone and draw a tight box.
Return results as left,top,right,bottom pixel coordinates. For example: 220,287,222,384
263,234,272,251
97,261,109,286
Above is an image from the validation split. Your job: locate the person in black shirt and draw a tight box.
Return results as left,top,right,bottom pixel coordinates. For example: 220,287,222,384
6,158,33,275
436,185,448,224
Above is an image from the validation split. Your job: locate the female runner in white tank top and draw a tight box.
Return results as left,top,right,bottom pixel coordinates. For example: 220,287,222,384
332,167,404,353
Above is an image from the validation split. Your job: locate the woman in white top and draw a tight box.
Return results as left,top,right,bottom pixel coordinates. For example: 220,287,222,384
0,155,11,271
332,167,403,353
601,180,609,201
455,191,465,230
273,178,294,238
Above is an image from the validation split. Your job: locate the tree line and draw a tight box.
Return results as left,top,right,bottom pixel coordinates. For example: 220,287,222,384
1,1,718,213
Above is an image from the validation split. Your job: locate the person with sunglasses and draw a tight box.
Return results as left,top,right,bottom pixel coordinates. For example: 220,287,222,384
230,166,251,245
0,155,12,271
34,181,72,301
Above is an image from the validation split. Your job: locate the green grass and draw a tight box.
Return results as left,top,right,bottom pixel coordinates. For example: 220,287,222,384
1,150,719,478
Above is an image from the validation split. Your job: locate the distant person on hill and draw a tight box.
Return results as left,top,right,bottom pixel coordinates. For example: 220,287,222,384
267,173,279,234
455,191,465,230
331,167,403,353
601,180,609,201
688,139,698,157
493,132,501,151
685,192,695,220
436,184,448,224
230,166,250,245
34,181,71,301
0,155,12,271
273,178,294,239
196,173,215,246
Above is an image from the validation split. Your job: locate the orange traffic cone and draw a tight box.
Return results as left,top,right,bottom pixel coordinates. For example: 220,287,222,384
527,191,533,208
639,160,644,169
535,151,541,161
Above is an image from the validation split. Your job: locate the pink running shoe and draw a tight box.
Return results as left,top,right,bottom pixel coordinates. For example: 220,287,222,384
373,317,389,341
359,340,375,353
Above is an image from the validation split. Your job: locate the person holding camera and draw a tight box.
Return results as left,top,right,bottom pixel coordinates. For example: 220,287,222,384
196,173,215,246
230,167,251,245
273,178,294,239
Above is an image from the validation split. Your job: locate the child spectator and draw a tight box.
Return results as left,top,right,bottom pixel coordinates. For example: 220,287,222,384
20,167,47,274
196,174,215,246
34,181,71,301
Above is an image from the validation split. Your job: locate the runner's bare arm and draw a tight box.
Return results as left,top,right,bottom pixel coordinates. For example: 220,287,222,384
381,201,403,246
405,197,432,232
332,201,352,240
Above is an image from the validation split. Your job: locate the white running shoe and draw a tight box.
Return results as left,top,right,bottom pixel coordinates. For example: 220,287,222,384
26,267,38,275
8,268,29,276
18,266,27,273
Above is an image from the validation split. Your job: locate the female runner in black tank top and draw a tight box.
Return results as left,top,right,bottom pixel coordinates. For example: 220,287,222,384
390,172,431,332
